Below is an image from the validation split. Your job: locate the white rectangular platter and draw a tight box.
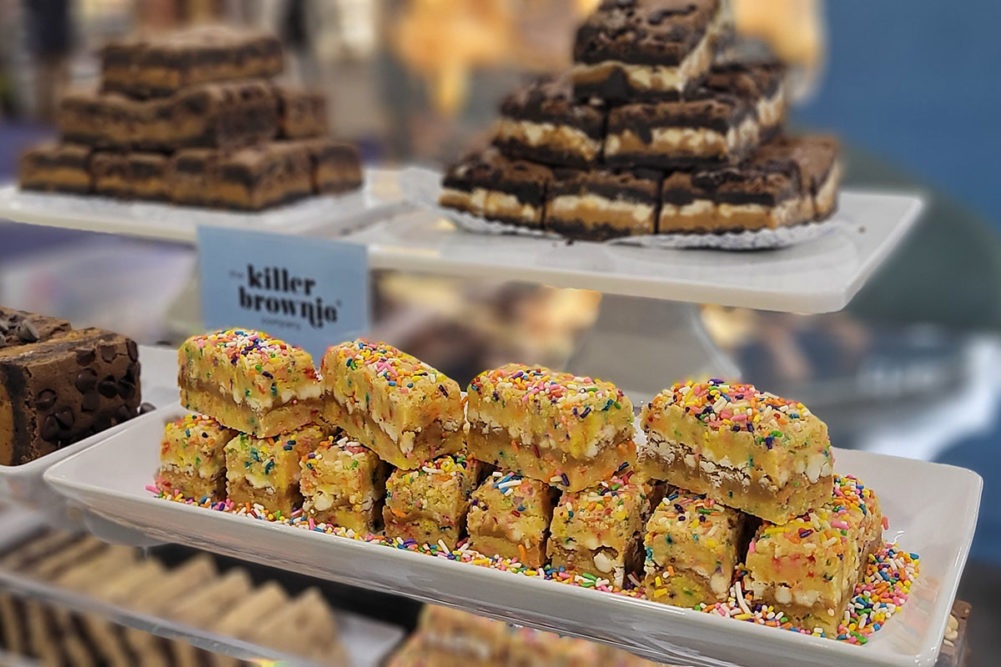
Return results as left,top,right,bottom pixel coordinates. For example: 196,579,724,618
343,177,923,313
0,168,410,243
0,345,176,517
0,507,404,667
43,405,981,667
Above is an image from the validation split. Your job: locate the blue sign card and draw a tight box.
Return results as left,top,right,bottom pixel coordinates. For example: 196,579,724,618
196,226,369,360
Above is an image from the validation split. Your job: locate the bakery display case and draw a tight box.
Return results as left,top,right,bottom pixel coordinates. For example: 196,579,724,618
0,1,993,665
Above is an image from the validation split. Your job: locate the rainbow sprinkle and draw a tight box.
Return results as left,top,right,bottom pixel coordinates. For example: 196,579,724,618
152,486,918,645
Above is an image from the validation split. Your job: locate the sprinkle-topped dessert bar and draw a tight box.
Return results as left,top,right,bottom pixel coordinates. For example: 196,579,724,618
157,413,236,501
466,471,556,568
300,434,390,533
383,454,484,550
467,364,635,492
320,339,464,470
744,476,884,635
641,379,834,524
643,490,747,607
177,329,322,438
548,475,652,587
224,423,328,516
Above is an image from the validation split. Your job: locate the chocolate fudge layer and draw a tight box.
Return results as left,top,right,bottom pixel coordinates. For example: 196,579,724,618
440,148,554,228
91,152,170,200
19,143,92,194
756,135,840,219
0,308,71,350
605,92,757,169
658,134,840,233
274,85,329,139
705,61,787,140
293,138,363,194
167,149,219,207
492,75,606,168
546,169,661,240
101,25,284,98
170,79,278,150
214,143,313,210
60,81,277,151
572,0,730,102
0,328,141,465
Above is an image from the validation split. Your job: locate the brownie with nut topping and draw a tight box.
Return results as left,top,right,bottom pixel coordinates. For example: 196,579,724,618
0,328,141,465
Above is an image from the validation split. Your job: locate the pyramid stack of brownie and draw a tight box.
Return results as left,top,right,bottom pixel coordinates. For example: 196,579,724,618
0,305,142,466
19,25,363,211
440,0,840,240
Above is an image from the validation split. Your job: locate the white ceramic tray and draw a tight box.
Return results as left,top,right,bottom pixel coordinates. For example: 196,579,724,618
44,405,981,667
0,508,404,667
343,173,923,313
0,345,176,518
0,169,410,243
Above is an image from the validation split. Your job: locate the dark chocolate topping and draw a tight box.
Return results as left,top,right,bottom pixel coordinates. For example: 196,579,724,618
609,92,753,138
574,0,720,66
443,148,553,205
704,61,786,105
499,75,606,138
549,168,661,203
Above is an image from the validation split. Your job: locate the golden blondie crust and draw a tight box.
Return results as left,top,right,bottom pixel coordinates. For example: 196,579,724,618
547,475,652,587
383,454,483,550
744,475,883,635
640,379,834,523
178,329,322,437
643,490,747,607
225,424,328,515
467,471,556,567
467,364,634,492
321,339,464,469
157,413,236,500
300,434,389,533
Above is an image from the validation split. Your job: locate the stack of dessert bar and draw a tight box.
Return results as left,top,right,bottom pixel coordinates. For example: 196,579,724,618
0,305,142,466
19,25,363,211
0,530,348,665
387,604,661,666
160,330,884,638
440,0,840,240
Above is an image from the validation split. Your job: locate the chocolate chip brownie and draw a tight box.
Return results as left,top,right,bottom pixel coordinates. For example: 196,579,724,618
0,327,141,465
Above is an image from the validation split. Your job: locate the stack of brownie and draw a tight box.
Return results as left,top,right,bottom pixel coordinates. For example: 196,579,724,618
0,306,142,466
441,0,841,241
19,24,363,211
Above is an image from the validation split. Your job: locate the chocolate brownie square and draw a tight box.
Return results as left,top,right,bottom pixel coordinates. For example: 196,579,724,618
492,74,606,168
605,91,757,169
167,149,220,207
755,135,840,220
440,147,553,228
572,0,731,102
92,152,170,200
704,61,787,140
274,85,329,139
19,143,92,194
170,80,278,150
214,142,313,210
546,168,662,240
101,26,284,98
0,328,141,465
294,138,363,194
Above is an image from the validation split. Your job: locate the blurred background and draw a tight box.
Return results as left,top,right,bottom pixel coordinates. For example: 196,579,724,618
0,0,999,664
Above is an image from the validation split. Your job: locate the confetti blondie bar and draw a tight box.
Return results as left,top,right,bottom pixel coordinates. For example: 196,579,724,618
157,413,236,501
640,379,833,523
300,434,390,533
467,471,556,568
